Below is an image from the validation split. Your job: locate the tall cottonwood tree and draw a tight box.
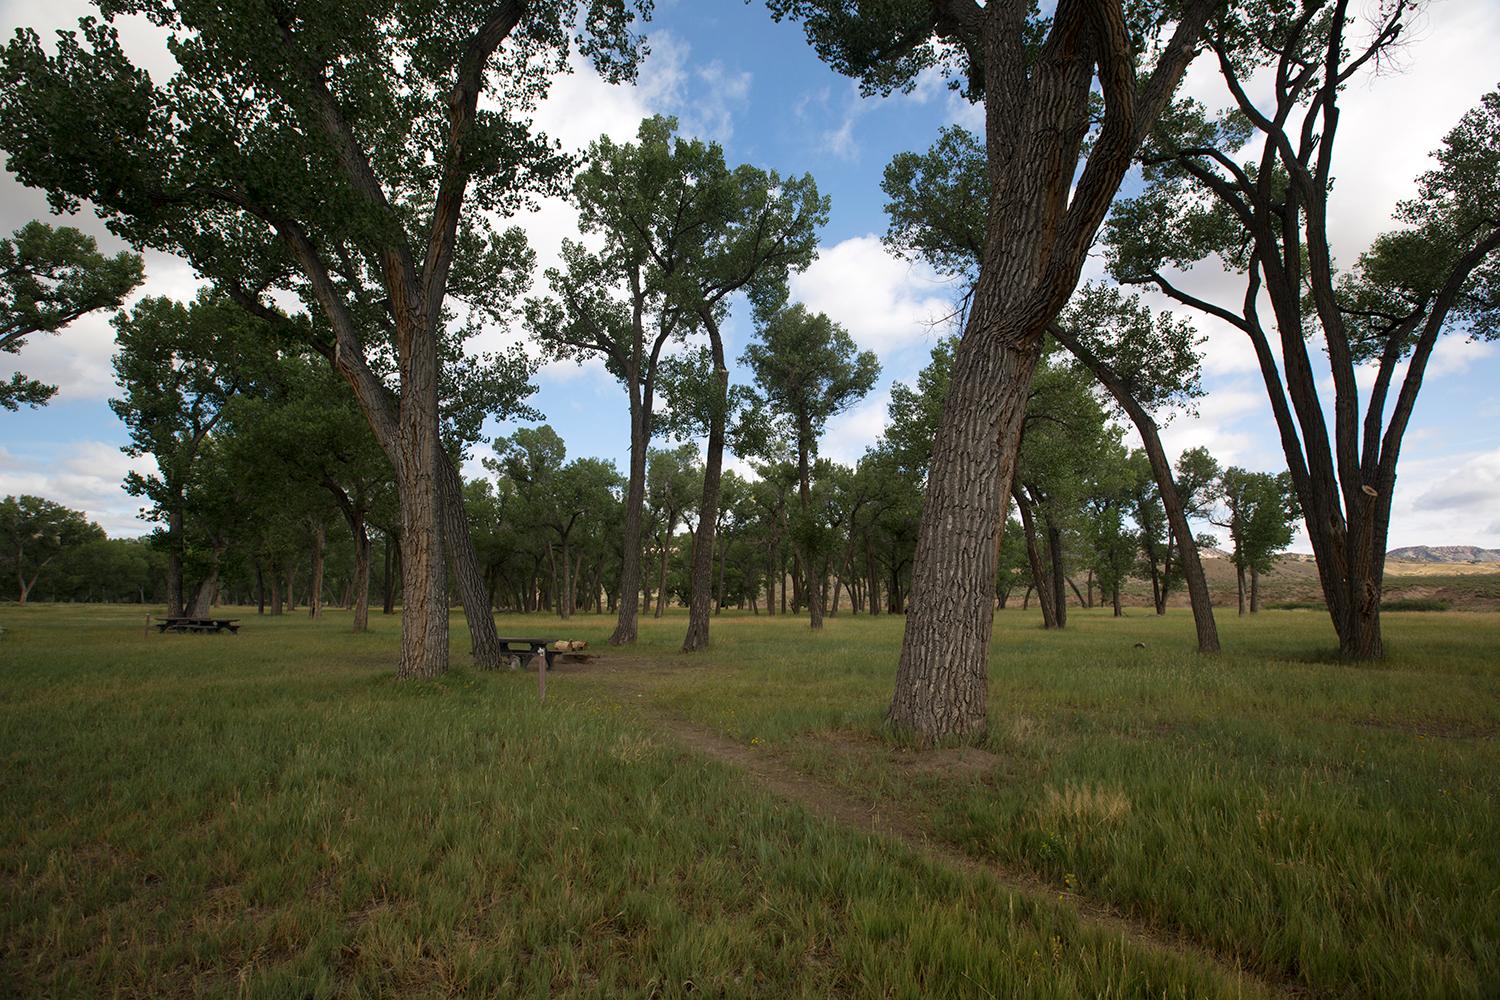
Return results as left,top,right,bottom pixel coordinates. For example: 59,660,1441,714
1107,3,1500,658
0,220,141,409
743,304,878,629
111,294,274,618
0,2,651,678
767,0,1219,741
1210,466,1297,615
525,116,824,647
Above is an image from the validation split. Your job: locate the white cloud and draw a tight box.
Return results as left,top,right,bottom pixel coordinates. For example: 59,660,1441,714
788,236,958,355
0,442,157,536
1426,337,1496,378
820,388,890,465
1374,447,1500,548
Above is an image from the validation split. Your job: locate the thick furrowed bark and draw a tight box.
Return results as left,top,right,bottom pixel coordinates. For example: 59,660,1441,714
889,327,1042,744
394,338,448,680
437,454,501,668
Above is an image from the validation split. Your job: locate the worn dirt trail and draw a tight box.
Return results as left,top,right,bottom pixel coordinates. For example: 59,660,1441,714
588,657,1305,999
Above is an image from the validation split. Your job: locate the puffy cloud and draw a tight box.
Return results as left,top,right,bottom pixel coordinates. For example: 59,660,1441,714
1379,447,1500,548
819,388,890,465
788,236,958,355
0,442,157,537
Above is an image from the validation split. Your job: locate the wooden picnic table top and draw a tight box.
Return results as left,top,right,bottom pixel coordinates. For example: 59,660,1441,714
495,636,558,646
156,616,241,623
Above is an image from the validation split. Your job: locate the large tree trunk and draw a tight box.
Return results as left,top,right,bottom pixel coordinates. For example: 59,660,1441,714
437,455,502,667
187,565,219,617
796,421,825,630
886,1,1216,742
611,379,651,645
307,522,326,619
1250,566,1260,613
682,359,729,652
1236,562,1246,616
392,336,448,679
255,559,265,615
888,307,1042,741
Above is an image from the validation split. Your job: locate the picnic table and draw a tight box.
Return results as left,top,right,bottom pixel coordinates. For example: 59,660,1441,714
155,617,241,634
497,636,561,670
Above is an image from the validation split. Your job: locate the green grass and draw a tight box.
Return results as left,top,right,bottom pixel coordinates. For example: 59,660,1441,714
2,604,1264,999
2,603,1497,997
566,605,1500,999
1381,597,1453,611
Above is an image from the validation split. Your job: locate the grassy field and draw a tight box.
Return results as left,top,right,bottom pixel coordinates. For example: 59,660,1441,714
2,603,1496,997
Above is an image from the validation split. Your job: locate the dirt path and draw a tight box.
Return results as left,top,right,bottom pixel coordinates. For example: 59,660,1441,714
590,658,1304,999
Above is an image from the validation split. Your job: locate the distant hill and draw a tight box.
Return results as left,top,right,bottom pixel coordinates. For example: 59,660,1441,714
1386,545,1500,564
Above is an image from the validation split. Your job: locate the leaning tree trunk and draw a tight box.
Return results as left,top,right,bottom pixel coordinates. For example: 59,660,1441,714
186,543,224,617
1236,562,1246,616
437,455,502,668
1250,566,1260,613
888,297,1044,741
1050,321,1219,651
1014,486,1057,628
682,361,729,652
187,569,219,617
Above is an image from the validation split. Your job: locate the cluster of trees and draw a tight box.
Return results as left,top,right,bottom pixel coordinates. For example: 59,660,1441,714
1,1,1496,744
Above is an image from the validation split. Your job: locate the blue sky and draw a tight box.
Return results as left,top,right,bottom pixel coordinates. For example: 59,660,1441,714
2,0,1498,549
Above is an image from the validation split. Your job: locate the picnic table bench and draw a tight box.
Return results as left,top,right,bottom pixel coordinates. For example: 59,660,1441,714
155,617,241,634
497,636,560,670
